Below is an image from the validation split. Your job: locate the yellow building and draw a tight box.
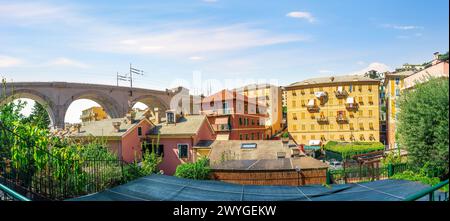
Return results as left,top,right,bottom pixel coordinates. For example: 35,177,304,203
80,106,108,123
384,70,417,149
285,75,381,145
236,84,284,137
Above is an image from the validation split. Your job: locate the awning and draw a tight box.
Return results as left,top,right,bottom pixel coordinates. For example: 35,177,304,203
314,92,327,98
337,86,343,92
214,117,229,125
346,97,354,104
309,140,321,146
307,99,315,106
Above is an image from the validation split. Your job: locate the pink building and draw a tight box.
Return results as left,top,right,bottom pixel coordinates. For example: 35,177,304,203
67,110,155,163
147,111,216,175
404,52,449,89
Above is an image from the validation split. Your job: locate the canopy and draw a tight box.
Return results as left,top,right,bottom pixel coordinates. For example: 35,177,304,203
314,91,327,98
337,86,343,92
307,99,315,106
69,174,445,201
346,97,354,104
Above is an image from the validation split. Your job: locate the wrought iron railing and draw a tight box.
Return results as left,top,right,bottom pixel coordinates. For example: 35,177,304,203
326,163,409,184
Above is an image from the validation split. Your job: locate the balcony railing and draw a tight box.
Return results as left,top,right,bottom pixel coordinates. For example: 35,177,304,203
307,105,320,113
317,116,329,124
345,103,358,111
335,90,348,99
336,115,348,124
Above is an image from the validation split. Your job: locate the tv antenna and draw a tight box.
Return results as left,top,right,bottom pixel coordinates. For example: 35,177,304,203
116,63,144,89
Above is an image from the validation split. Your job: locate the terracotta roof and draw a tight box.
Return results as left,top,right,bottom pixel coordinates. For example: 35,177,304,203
199,89,266,107
385,70,415,77
286,75,379,88
150,115,212,136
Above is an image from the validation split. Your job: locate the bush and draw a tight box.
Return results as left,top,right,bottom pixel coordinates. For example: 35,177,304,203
281,132,289,138
397,78,449,178
391,163,449,192
323,141,385,160
175,157,211,180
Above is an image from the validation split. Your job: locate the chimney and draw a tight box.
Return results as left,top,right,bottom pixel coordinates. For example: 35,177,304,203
112,122,121,132
433,52,440,60
74,123,82,133
126,110,136,124
330,76,335,82
153,107,159,124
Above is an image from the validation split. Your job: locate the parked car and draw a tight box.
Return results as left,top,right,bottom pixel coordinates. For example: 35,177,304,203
329,161,343,170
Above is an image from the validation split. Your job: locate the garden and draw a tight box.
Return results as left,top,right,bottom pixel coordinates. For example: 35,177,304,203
323,141,385,161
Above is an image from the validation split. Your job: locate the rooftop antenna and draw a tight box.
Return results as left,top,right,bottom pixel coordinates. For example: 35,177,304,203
116,63,144,89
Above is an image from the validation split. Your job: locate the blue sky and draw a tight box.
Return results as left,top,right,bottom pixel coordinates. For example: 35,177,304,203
1,0,449,123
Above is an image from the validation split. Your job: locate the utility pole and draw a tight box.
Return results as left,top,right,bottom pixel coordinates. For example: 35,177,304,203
116,63,144,89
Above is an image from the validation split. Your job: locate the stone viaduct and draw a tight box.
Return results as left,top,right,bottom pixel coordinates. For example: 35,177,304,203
0,82,188,129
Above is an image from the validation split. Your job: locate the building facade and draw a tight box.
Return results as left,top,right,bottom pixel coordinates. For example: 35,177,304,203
80,106,108,123
384,70,414,149
198,89,269,140
236,84,284,137
285,75,381,146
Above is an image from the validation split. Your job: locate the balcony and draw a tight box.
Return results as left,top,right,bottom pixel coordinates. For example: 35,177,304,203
316,116,329,124
336,115,349,124
345,103,358,111
306,99,320,113
335,87,348,99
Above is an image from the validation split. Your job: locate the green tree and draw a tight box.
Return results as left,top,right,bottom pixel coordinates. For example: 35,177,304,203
397,78,449,178
24,102,51,129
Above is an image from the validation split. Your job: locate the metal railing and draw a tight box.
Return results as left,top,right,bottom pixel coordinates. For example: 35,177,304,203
0,183,30,201
404,179,449,201
0,122,125,201
326,163,409,184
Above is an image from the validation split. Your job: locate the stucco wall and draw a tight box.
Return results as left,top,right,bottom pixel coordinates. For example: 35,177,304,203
158,138,194,175
122,120,153,163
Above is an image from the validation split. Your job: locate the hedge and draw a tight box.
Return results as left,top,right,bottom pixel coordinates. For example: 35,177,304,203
323,141,385,160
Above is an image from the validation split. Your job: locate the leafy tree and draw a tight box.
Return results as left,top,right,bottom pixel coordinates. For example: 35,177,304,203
24,102,51,129
397,78,449,178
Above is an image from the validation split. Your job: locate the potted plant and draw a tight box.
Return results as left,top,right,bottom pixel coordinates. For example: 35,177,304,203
281,132,290,143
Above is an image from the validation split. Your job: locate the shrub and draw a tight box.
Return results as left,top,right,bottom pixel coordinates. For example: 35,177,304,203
323,141,385,160
175,157,211,180
391,163,449,192
281,132,289,138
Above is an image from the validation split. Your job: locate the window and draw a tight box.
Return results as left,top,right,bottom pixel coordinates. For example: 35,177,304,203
177,144,189,159
359,134,365,141
137,127,143,136
292,113,298,120
301,112,305,119
320,125,324,130
252,119,255,125
292,91,297,96
301,100,305,107
167,112,175,124
251,133,255,140
359,122,364,130
240,134,243,140
369,122,374,130
245,134,249,140
293,124,297,131
369,110,373,117
339,124,343,130
309,88,314,94
368,96,373,104
358,85,362,92
142,143,164,157
358,110,363,117
349,85,353,92
358,96,364,104
301,124,306,130
395,78,400,85
241,143,257,149
300,89,305,95
338,99,343,105
311,135,316,139
395,89,400,96
330,124,334,130
349,123,354,130
239,118,243,126
302,135,306,140
292,100,297,108
311,124,315,130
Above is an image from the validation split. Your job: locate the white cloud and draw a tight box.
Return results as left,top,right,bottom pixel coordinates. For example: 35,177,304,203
0,55,22,67
0,2,78,25
382,24,424,30
189,56,205,61
286,11,315,23
45,57,89,68
348,62,391,75
89,24,306,55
